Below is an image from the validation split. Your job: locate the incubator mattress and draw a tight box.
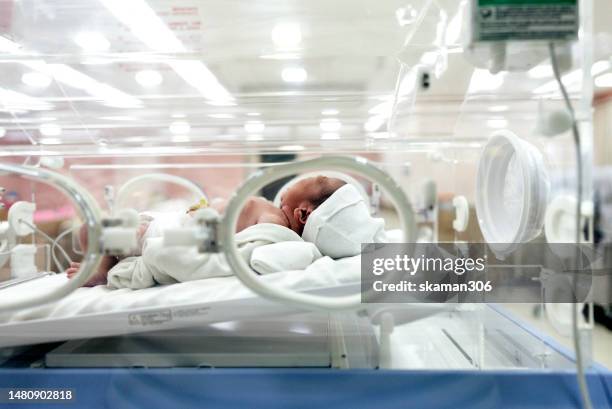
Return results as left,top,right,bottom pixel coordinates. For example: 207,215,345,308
0,256,361,348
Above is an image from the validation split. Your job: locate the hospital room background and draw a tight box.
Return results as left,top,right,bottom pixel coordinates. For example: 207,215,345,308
0,0,611,408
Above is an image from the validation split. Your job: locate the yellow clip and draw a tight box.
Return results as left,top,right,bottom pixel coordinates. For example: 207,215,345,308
187,198,209,213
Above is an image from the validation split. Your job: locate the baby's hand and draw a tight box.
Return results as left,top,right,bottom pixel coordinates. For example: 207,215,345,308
66,262,80,278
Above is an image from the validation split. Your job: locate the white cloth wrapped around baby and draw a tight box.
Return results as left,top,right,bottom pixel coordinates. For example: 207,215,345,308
107,184,387,289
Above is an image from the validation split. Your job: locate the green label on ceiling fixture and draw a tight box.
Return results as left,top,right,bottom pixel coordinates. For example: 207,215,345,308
473,0,578,42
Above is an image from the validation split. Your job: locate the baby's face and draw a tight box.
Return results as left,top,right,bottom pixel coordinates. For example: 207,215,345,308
280,176,345,234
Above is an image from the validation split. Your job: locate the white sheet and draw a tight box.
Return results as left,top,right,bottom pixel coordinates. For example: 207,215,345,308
0,255,360,324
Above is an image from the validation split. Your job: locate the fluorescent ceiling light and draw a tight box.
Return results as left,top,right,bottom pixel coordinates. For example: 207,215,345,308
279,145,305,152
100,0,233,104
39,137,62,145
0,87,53,111
281,67,307,83
39,123,62,136
271,23,301,49
321,132,340,140
135,69,163,87
169,121,191,135
21,72,52,88
595,73,612,88
24,61,142,108
486,119,508,128
169,60,233,104
321,109,339,116
319,119,341,132
244,121,265,133
99,0,184,51
74,32,111,52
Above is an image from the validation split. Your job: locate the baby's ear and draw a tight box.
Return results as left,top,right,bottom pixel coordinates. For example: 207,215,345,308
294,206,310,225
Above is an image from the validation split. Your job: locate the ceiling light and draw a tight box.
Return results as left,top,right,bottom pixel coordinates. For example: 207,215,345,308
99,0,233,104
0,87,53,111
279,145,305,152
321,132,340,140
321,109,339,116
39,123,62,136
208,113,235,119
169,121,191,134
319,119,341,132
39,137,62,145
100,0,184,51
595,73,612,88
74,32,111,52
486,119,508,128
281,67,307,83
246,112,261,117
24,61,142,108
169,60,233,104
135,69,163,87
244,121,265,133
0,127,6,138
21,72,52,88
271,23,301,49
488,105,509,112
528,65,553,79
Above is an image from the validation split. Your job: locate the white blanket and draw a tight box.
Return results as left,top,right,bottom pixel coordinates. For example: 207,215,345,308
107,223,322,289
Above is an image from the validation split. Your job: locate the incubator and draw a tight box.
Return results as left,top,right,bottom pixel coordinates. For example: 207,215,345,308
0,0,610,407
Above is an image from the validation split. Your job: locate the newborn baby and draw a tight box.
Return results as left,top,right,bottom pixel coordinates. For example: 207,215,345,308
67,175,346,286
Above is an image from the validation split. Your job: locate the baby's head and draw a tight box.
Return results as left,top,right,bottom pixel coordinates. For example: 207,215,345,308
280,175,346,235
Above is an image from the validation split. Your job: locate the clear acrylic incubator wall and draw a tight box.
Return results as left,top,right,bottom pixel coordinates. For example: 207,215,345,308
0,0,602,374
